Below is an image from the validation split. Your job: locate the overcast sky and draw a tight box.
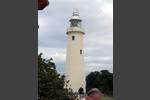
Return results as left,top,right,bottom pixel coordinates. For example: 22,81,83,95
38,0,113,75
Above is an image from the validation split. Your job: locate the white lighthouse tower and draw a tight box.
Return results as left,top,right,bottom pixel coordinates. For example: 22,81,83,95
65,10,85,92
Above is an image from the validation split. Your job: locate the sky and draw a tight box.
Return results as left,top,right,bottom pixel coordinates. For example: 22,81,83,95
38,0,113,75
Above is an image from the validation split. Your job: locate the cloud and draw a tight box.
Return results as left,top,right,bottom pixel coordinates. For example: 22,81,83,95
38,0,113,74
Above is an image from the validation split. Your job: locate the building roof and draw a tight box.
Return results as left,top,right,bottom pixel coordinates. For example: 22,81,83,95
70,10,82,21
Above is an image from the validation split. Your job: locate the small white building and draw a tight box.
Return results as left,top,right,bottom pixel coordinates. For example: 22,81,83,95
65,10,86,92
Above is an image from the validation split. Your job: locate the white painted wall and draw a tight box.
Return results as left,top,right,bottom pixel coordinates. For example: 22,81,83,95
65,27,85,92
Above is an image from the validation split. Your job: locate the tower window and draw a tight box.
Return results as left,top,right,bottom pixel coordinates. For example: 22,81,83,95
80,50,82,54
72,36,75,40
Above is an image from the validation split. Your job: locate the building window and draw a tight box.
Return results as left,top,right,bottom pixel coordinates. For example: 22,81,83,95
72,36,75,40
80,49,82,54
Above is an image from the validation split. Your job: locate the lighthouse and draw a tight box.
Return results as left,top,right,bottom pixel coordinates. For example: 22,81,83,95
65,10,85,92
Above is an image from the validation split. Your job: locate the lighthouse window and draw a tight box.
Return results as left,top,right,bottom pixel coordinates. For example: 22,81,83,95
80,50,82,54
72,36,75,40
71,20,78,27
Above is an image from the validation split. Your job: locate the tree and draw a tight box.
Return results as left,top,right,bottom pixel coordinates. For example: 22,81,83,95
38,53,74,100
86,70,113,96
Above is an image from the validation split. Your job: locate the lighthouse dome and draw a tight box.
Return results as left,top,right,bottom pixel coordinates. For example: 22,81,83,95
70,10,81,21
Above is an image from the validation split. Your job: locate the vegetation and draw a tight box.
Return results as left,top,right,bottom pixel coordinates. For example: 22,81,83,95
38,53,74,100
38,53,113,99
86,70,113,97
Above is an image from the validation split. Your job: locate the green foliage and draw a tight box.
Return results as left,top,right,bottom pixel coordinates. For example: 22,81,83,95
38,53,74,100
86,70,113,96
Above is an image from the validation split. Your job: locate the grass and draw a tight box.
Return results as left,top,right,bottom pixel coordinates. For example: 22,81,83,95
102,96,113,100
